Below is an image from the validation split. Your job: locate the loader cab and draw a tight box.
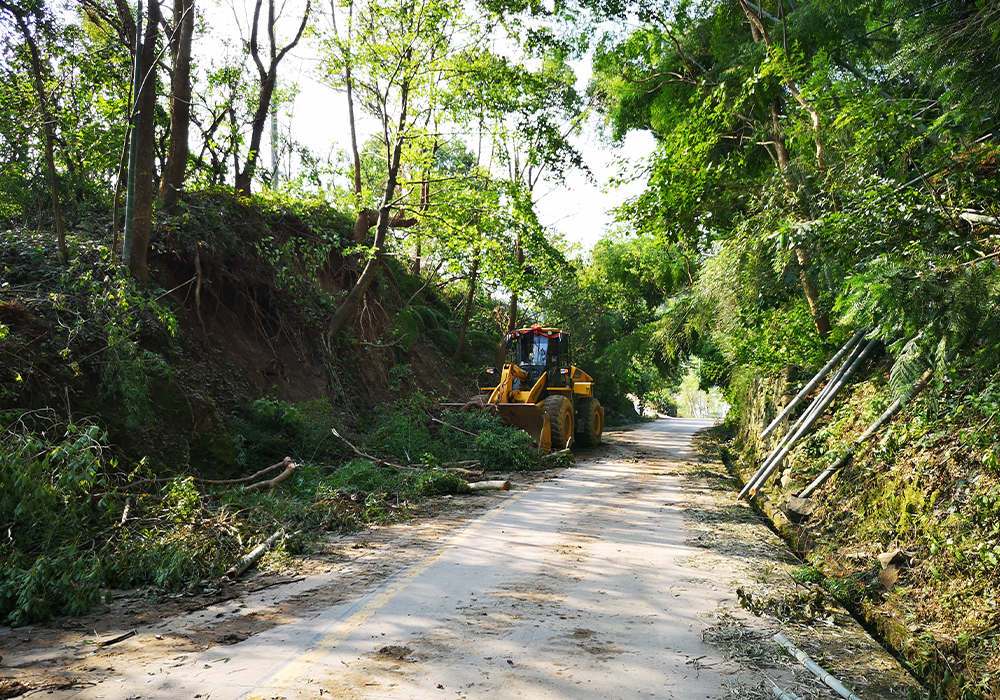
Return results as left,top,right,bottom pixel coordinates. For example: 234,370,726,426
506,326,572,389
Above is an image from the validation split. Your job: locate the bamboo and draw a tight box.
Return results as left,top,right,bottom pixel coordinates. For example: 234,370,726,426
739,338,868,499
741,338,879,499
761,329,865,440
798,367,934,498
771,686,804,700
773,633,864,700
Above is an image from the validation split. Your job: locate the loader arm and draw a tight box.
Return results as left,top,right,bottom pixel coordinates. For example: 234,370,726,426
486,363,527,405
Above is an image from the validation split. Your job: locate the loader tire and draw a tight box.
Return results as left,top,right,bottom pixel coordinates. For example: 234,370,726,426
542,395,574,450
575,397,604,447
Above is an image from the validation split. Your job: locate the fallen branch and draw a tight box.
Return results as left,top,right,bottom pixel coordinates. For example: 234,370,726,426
247,576,306,594
330,428,420,471
443,467,483,477
242,461,298,495
430,416,478,436
124,458,292,490
193,457,293,486
226,529,285,579
96,629,136,648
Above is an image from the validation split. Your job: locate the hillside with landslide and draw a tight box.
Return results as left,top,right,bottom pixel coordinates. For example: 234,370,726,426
0,194,482,613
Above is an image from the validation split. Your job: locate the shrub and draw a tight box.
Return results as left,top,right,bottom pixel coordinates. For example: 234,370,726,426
231,397,340,467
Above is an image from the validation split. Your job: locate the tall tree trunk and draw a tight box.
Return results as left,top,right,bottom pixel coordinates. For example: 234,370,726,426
345,42,361,196
327,79,410,339
795,245,831,338
159,0,194,211
5,5,68,264
495,235,524,367
452,250,479,364
412,237,422,275
766,60,831,338
507,233,524,333
738,0,824,168
128,0,160,282
235,72,275,196
771,97,792,173
235,0,310,196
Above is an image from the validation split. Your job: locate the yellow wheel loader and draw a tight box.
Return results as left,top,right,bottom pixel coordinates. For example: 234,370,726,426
478,325,604,452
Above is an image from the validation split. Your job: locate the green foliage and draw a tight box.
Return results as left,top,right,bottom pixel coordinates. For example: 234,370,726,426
790,565,824,585
327,458,409,495
231,398,340,467
360,395,539,470
324,459,468,501
0,407,483,627
411,468,469,496
538,233,692,414
473,425,540,471
0,420,114,625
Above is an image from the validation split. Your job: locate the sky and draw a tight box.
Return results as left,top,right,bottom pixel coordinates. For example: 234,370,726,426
202,1,656,253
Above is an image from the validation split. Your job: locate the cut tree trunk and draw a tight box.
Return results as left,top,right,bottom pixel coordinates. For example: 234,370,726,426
226,529,284,579
467,480,511,492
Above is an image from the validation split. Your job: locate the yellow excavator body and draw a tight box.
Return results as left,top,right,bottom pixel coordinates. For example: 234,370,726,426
478,326,604,452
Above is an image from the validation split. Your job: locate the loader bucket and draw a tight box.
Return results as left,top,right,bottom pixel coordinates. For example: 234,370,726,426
495,403,552,453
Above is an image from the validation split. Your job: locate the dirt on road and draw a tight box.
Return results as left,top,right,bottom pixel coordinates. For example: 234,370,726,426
0,421,921,699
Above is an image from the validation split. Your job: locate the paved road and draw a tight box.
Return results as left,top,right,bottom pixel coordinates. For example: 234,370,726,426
60,418,749,700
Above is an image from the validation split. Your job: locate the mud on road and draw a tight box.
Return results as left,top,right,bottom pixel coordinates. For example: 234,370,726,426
0,421,921,699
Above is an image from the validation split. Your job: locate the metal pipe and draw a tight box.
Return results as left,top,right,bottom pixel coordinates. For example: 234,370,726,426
743,338,880,498
739,338,868,499
773,633,864,700
761,329,866,440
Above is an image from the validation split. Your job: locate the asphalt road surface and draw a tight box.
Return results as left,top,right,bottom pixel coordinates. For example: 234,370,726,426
55,418,756,700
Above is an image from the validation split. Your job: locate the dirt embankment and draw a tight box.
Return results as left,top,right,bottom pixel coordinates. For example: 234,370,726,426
0,194,477,477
